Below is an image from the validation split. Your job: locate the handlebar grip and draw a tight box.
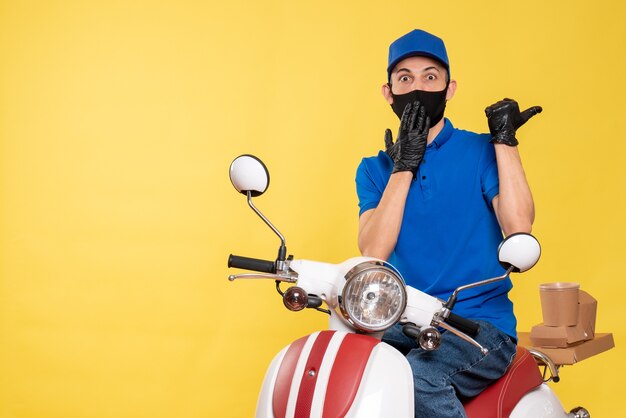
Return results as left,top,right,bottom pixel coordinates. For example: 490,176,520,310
228,254,276,273
402,323,422,340
445,313,480,337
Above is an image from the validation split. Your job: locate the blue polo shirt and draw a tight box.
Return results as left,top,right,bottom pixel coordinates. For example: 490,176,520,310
355,119,516,339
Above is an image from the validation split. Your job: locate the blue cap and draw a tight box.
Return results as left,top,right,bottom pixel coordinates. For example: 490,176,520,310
387,29,449,81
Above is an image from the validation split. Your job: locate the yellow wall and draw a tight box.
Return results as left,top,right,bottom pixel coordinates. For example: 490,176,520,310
1,1,624,417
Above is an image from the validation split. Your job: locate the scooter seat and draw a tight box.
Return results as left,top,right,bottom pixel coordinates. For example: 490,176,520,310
463,346,543,418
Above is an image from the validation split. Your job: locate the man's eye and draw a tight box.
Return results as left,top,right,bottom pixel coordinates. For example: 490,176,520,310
399,75,411,82
426,74,437,81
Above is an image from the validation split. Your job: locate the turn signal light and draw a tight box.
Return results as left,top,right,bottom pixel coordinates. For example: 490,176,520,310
283,286,308,311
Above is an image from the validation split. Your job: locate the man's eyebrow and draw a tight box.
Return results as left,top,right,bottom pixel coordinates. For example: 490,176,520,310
394,66,442,75
422,66,441,73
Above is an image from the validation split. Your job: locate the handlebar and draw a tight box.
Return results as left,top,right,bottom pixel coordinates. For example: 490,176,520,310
228,254,276,274
444,313,480,337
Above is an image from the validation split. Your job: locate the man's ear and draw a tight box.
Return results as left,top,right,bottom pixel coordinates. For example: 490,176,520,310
446,80,457,101
382,83,394,105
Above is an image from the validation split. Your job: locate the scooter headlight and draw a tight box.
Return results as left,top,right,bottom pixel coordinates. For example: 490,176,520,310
339,261,407,332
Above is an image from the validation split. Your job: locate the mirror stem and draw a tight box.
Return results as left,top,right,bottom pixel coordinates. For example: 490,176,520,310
444,266,514,310
247,191,287,261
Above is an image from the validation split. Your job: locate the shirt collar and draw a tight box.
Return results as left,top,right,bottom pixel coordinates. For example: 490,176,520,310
429,118,454,149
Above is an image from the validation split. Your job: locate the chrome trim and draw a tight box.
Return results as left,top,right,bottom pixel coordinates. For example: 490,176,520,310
567,407,590,418
228,272,297,283
437,320,489,355
336,260,407,333
528,348,561,383
447,266,514,308
247,191,286,250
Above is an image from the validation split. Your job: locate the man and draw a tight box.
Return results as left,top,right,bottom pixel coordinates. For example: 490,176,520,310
355,29,541,417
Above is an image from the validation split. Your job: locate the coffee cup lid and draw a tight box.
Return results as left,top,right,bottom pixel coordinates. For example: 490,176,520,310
539,282,580,291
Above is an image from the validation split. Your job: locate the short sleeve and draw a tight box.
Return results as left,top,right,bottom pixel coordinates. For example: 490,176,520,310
480,141,499,209
355,158,383,216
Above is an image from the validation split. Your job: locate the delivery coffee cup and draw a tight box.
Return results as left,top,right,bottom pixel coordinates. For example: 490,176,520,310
539,282,580,326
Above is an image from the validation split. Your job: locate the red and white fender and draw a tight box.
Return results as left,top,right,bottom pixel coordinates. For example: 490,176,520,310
255,330,414,418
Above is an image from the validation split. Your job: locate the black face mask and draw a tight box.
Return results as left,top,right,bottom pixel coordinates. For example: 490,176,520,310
390,86,448,127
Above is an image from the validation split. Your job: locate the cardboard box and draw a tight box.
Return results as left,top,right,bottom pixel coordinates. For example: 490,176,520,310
529,323,589,347
518,332,615,365
577,290,597,337
529,290,597,348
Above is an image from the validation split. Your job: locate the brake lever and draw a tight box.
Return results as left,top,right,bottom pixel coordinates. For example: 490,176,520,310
228,273,297,283
435,320,489,356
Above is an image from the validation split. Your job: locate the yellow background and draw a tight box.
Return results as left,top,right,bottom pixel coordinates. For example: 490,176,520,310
1,1,624,417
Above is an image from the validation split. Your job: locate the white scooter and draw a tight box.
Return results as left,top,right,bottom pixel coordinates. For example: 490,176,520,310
227,154,590,418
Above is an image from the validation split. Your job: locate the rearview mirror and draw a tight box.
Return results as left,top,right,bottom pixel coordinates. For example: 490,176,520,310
229,154,270,197
498,233,541,273
228,154,287,265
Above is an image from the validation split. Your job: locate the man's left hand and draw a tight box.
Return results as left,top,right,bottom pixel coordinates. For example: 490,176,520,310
485,98,542,146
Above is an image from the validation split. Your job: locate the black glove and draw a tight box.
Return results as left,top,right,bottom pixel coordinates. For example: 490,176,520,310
485,98,542,146
385,101,429,175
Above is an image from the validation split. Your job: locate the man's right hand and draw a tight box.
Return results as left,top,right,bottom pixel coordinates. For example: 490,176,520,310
384,101,429,175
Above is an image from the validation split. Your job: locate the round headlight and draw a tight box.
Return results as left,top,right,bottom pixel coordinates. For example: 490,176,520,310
339,261,407,332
